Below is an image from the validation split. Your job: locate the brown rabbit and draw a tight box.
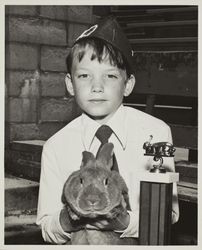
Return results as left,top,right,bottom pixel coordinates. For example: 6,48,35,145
62,143,138,245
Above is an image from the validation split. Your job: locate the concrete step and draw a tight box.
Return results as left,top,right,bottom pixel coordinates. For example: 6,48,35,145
175,160,197,183
5,174,39,213
5,174,45,244
5,212,46,245
5,140,44,182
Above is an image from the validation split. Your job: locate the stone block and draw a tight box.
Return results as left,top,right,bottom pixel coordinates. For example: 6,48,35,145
9,124,41,141
67,6,93,23
39,6,93,23
8,97,38,123
40,98,74,122
5,175,39,212
6,70,33,96
10,140,44,152
39,5,69,20
6,43,38,70
8,122,67,141
41,72,66,97
67,23,89,46
7,17,66,45
6,70,40,97
41,46,69,72
5,5,38,16
38,122,66,139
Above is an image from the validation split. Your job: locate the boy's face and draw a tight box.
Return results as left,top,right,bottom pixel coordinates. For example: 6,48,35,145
66,47,135,124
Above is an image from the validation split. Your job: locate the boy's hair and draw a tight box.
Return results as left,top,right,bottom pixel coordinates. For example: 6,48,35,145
66,37,132,78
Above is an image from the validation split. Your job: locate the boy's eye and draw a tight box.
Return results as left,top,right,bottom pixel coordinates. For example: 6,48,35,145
107,74,118,79
78,74,89,78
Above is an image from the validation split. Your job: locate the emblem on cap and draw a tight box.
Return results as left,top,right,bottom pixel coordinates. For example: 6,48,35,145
76,24,98,41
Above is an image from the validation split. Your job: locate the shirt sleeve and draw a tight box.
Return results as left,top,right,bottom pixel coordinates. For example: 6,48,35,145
36,141,71,244
164,125,180,224
117,210,139,238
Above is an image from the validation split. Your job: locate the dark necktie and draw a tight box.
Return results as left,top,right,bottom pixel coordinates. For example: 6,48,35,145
95,125,119,172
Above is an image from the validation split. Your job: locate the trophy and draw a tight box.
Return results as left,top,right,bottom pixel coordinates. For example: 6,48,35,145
140,135,178,245
143,135,176,173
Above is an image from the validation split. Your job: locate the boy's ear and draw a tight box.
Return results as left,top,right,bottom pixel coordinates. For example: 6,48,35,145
65,74,75,96
124,74,135,97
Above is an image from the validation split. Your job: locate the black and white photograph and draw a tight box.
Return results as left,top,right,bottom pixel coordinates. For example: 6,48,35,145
2,1,199,247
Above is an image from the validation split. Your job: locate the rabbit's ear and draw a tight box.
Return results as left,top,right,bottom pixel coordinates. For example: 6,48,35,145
96,143,114,170
81,151,96,168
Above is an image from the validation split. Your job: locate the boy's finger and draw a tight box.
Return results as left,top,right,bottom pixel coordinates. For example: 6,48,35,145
85,224,98,229
97,219,109,226
93,220,111,229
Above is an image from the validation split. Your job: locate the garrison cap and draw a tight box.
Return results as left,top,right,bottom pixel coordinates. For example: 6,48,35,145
75,16,134,73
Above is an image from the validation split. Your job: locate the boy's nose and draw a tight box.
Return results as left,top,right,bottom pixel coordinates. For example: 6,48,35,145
91,80,104,93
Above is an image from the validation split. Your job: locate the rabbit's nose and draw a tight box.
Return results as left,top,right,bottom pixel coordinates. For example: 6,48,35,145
87,195,100,205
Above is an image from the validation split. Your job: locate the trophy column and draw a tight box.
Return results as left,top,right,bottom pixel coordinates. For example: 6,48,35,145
139,138,179,245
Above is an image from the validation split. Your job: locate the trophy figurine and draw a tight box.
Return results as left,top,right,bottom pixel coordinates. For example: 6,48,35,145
143,135,176,173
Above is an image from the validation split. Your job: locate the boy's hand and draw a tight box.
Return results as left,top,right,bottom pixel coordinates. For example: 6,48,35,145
59,208,85,233
85,211,130,231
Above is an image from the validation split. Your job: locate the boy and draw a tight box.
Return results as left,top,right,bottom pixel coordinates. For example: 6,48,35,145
36,16,179,244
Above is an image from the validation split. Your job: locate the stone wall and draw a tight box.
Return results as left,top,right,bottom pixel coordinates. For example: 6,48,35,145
5,6,95,143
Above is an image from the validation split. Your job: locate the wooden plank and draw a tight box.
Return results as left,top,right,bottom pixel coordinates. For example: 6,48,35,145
145,94,155,114
132,52,197,97
139,182,150,245
178,181,197,189
134,73,197,96
177,184,197,203
155,108,196,126
127,27,197,40
188,149,197,162
117,12,198,25
149,183,160,244
158,184,167,244
125,20,197,29
6,158,41,182
131,42,197,52
165,184,173,244
10,140,44,152
130,37,197,44
147,6,198,14
147,106,196,126
111,6,198,14
175,162,197,184
134,77,197,98
125,95,196,107
169,124,197,149
159,184,171,244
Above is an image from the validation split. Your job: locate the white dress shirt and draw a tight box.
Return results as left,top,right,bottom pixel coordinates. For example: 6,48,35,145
36,105,179,244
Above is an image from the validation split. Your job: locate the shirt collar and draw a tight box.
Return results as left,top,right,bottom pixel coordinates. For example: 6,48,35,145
81,104,127,150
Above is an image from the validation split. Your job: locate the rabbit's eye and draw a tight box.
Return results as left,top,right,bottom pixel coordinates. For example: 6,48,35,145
80,178,83,184
104,178,108,186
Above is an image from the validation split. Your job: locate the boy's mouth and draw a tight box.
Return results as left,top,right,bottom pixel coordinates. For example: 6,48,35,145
89,99,107,104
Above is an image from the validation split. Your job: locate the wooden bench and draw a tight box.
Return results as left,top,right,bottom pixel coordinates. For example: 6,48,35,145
108,5,197,244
